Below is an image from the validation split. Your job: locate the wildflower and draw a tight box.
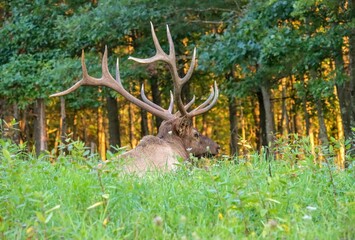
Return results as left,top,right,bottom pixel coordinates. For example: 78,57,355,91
306,206,317,211
153,216,163,226
302,215,312,220
267,219,278,228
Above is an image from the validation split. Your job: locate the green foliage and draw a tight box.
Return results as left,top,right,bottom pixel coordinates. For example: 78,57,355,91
198,0,351,99
0,139,354,239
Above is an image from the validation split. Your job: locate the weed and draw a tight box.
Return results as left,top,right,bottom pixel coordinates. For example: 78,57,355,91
0,137,354,239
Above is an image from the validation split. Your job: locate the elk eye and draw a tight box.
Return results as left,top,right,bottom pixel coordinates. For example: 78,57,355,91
194,132,200,138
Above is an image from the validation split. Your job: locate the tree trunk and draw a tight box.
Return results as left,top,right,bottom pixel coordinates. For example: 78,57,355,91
128,102,135,148
300,75,311,135
13,103,20,144
0,98,5,139
139,78,149,137
349,0,355,126
97,104,106,160
150,76,163,132
72,111,78,141
334,87,346,168
281,78,289,136
240,102,247,156
347,0,355,165
256,90,267,149
106,96,121,150
228,95,238,156
260,84,275,150
34,98,47,155
140,108,149,138
315,99,329,147
334,39,352,142
60,97,67,146
22,108,31,151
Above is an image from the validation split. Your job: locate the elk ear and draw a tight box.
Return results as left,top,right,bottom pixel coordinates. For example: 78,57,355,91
175,116,192,137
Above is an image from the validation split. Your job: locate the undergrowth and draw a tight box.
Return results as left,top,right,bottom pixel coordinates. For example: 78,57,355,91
0,137,354,239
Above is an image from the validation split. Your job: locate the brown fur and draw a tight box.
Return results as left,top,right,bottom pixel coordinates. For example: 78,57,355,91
118,117,219,174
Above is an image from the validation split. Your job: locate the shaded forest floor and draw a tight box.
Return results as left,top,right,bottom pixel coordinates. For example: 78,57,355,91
0,138,354,239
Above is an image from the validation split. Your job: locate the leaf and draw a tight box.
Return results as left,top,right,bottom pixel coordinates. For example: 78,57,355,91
87,201,104,210
36,212,46,223
102,194,110,199
265,198,281,204
260,208,268,217
45,205,61,214
2,148,12,162
45,212,53,224
103,217,109,227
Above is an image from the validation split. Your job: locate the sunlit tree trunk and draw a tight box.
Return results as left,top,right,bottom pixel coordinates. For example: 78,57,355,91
106,96,121,150
34,98,47,155
334,86,346,167
310,68,329,150
309,120,316,163
97,104,106,160
333,37,352,141
228,95,238,156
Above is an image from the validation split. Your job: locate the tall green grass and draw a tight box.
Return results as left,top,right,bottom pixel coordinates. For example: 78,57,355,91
0,137,354,239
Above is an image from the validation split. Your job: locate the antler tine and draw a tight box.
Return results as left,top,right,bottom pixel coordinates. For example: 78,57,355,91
129,22,200,117
173,95,196,117
140,84,165,111
128,22,167,64
49,50,92,97
184,95,196,111
50,79,83,97
191,86,215,112
188,81,219,117
140,84,175,115
51,46,174,121
181,48,196,84
168,91,174,113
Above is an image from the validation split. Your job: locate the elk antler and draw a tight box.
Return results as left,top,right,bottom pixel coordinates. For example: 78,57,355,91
129,22,219,118
50,47,175,121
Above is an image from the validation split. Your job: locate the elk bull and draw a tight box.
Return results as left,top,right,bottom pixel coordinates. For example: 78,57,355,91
51,22,220,174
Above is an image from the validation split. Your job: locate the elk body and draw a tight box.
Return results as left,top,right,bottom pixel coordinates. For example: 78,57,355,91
51,22,219,174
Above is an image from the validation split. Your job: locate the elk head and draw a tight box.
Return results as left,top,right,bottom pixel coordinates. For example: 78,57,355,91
51,22,219,160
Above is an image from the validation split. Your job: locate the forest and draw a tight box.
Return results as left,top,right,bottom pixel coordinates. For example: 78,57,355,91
0,0,354,166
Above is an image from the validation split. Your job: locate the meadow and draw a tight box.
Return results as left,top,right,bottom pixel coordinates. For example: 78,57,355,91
0,138,354,239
